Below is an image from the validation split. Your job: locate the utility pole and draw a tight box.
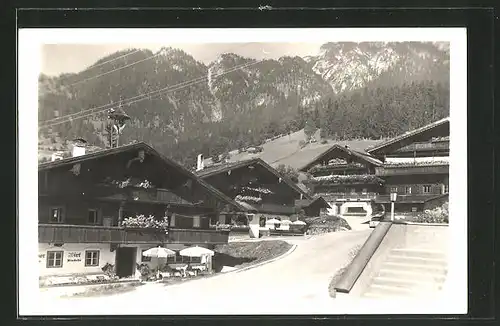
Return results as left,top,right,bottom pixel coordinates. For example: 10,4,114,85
106,102,131,148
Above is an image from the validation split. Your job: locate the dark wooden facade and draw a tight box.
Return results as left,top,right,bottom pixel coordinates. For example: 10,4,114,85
368,118,450,212
301,145,384,203
198,159,319,217
38,143,238,245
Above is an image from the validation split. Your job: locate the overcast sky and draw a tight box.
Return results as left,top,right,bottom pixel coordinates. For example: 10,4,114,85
41,43,324,76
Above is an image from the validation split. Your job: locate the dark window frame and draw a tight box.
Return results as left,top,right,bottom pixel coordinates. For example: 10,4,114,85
49,206,64,223
87,208,99,225
84,250,100,267
405,186,412,194
422,185,432,194
46,250,64,268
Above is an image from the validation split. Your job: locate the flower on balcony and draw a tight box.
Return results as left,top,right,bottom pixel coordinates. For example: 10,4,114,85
305,174,384,185
106,177,156,189
121,214,169,230
308,161,365,174
235,195,262,203
242,186,273,194
431,136,450,142
383,160,449,168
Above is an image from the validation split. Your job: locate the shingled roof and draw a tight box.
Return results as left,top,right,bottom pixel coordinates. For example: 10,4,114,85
298,144,383,172
366,117,450,155
39,142,245,211
197,158,313,200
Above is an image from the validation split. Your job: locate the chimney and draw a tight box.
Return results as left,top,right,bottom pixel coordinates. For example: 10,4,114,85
51,152,64,162
71,138,87,157
196,154,204,171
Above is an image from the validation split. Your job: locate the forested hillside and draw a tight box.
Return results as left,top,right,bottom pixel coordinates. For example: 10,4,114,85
38,42,450,167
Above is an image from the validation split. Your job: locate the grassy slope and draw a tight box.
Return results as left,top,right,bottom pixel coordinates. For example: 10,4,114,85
207,128,383,170
213,240,293,272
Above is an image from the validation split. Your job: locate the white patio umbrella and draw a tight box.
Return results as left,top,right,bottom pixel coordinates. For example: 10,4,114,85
180,246,215,273
142,246,176,279
266,218,282,224
180,245,214,257
292,220,307,225
280,219,292,224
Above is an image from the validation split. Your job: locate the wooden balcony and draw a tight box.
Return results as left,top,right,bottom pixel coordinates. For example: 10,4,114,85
38,224,228,244
168,228,229,244
394,141,449,153
316,192,378,202
375,164,449,176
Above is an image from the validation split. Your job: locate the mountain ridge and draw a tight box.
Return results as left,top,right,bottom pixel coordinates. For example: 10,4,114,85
38,41,450,167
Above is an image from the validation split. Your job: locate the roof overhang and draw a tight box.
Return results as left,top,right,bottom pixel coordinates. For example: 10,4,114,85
367,117,450,156
39,142,245,212
298,144,382,172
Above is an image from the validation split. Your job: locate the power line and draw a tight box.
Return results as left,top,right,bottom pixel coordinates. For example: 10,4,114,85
40,59,258,126
80,49,143,71
39,59,264,129
64,50,162,87
42,43,256,124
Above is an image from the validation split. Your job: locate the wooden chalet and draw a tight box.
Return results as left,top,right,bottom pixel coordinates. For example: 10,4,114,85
196,158,328,224
299,144,384,217
366,117,450,215
294,196,330,217
38,142,244,279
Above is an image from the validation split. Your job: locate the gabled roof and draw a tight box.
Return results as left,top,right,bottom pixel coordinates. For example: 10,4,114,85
295,196,330,209
38,142,245,212
197,158,313,200
366,117,450,155
298,144,383,172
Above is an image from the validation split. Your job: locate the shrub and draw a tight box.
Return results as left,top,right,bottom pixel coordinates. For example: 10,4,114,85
320,139,328,144
101,263,116,277
413,201,449,224
298,140,306,148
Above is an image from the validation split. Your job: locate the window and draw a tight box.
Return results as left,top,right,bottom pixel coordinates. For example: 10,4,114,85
444,184,449,194
85,250,100,266
46,251,63,268
193,216,201,228
422,185,432,194
141,249,152,262
87,209,99,225
390,187,398,193
405,186,412,194
49,207,64,223
411,207,418,212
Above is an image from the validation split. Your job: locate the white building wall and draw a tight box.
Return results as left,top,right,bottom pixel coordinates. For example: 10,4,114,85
39,243,195,278
39,243,116,277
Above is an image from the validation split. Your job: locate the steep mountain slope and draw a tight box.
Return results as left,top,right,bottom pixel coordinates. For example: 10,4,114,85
37,42,450,167
309,42,449,93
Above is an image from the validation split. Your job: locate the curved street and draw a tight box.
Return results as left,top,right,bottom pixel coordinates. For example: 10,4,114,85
36,229,371,315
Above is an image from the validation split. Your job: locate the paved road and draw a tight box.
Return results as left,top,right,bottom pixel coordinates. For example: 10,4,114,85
34,230,371,315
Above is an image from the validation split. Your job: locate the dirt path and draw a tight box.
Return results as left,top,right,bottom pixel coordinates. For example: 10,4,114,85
34,230,371,315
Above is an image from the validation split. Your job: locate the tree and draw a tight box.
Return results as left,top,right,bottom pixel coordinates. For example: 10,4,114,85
276,164,299,183
303,117,317,141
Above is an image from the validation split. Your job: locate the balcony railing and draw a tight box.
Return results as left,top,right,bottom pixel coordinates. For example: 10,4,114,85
315,192,378,202
375,164,449,176
38,224,228,244
394,141,449,153
168,228,229,244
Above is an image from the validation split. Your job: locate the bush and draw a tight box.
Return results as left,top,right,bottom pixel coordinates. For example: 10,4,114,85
320,139,328,144
298,140,306,148
101,263,116,277
413,202,449,224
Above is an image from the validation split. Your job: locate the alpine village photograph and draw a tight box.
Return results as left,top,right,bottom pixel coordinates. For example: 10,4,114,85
32,38,453,314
